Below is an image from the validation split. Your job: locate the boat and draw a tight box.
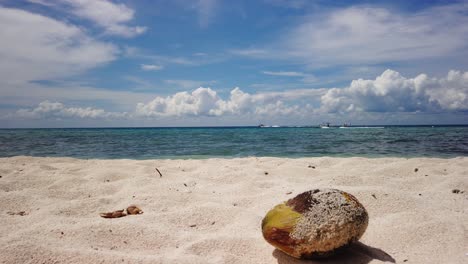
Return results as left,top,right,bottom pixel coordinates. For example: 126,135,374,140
320,122,331,128
339,123,351,128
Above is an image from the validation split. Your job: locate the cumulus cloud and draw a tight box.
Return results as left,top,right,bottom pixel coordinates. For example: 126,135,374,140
135,88,219,117
217,89,304,116
8,70,467,123
320,70,468,113
0,6,117,84
135,87,320,118
16,101,127,119
136,70,460,120
425,70,468,111
30,0,146,37
141,64,163,71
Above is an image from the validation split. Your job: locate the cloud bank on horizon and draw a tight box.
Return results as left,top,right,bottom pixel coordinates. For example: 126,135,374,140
13,69,468,121
0,0,467,127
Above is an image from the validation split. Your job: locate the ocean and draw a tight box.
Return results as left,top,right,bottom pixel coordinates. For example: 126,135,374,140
0,126,467,159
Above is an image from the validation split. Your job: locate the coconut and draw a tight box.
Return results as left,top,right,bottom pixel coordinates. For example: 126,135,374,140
262,189,368,259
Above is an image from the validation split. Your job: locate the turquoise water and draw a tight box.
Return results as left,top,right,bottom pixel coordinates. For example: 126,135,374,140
0,126,466,159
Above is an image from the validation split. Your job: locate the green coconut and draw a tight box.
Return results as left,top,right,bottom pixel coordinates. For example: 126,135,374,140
262,189,368,259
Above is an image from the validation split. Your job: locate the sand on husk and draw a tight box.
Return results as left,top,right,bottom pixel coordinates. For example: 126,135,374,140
0,156,466,264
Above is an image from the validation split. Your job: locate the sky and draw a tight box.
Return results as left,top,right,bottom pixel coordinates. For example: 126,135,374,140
0,0,467,127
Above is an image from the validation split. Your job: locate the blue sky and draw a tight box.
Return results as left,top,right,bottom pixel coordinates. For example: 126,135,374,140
0,0,467,127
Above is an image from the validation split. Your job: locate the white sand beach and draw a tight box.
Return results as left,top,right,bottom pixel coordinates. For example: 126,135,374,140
0,156,466,264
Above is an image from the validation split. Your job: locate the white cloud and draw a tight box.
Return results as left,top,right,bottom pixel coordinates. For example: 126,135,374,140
426,70,468,111
263,0,308,9
27,0,56,7
285,4,468,66
262,71,306,77
214,88,310,116
0,80,160,113
140,64,163,71
30,0,147,37
16,101,127,119
233,3,468,68
135,87,221,117
136,70,463,120
165,79,217,89
229,48,268,57
0,6,117,84
320,69,468,113
124,46,228,67
135,87,323,118
6,70,466,123
66,0,146,37
193,0,219,28
262,70,318,83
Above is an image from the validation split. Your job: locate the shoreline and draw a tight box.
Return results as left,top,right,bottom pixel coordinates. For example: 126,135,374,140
1,155,467,160
1,156,466,263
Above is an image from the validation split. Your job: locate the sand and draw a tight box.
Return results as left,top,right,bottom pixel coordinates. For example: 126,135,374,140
0,156,466,264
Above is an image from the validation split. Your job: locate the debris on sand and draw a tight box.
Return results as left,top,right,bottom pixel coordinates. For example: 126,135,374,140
7,211,27,216
100,205,144,218
155,167,162,177
127,205,143,215
262,189,368,259
100,210,127,218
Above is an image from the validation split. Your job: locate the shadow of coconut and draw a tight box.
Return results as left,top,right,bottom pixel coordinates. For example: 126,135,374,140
273,242,395,264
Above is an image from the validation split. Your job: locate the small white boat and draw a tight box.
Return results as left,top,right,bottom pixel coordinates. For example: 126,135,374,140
320,122,331,128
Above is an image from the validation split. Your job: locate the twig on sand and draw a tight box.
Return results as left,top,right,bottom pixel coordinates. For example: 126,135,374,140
7,211,27,216
155,167,162,177
100,206,144,218
100,210,126,218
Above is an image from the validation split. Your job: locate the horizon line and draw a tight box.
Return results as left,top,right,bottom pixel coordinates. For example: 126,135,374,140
1,124,468,129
